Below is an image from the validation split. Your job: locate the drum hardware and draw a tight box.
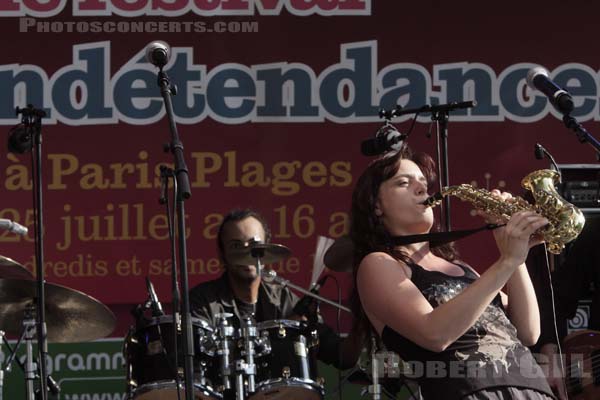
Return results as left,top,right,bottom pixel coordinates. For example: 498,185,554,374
227,240,340,399
125,239,352,400
249,319,323,400
367,337,381,400
226,242,292,267
277,327,286,338
200,314,326,400
124,326,139,400
260,269,351,314
123,327,139,400
239,317,258,394
344,340,419,400
0,276,114,400
124,314,220,400
24,308,37,400
295,335,309,378
127,280,184,400
233,359,245,400
0,305,41,400
366,350,407,400
0,278,116,343
215,313,236,394
1,309,64,400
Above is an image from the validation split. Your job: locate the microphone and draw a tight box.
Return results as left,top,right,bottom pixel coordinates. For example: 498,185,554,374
0,219,28,236
46,375,61,395
7,123,32,154
145,41,171,68
361,125,407,157
526,67,574,115
534,143,545,160
293,275,329,317
146,277,164,316
534,143,562,183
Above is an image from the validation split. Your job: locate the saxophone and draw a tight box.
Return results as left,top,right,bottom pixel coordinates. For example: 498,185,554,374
422,169,586,254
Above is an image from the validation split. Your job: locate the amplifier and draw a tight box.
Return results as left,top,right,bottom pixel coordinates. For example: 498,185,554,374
557,164,600,211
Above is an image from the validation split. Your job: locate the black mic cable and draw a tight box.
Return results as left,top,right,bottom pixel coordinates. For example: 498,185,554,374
534,143,562,184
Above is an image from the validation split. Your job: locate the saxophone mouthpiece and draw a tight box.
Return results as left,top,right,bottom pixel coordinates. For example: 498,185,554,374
421,192,444,207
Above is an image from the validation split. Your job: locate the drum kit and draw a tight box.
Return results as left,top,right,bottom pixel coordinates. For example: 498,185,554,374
122,239,418,400
125,312,325,400
0,238,412,400
123,242,335,400
0,255,117,399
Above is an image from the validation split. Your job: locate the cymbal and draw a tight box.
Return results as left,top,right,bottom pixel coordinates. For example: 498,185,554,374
227,242,292,265
0,279,116,343
0,256,33,280
323,235,354,272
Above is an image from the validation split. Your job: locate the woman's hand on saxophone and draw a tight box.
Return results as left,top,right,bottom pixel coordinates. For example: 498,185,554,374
473,189,517,224
476,189,549,266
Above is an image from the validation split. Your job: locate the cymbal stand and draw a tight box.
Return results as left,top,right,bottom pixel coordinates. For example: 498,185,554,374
238,317,258,397
2,306,37,400
368,336,381,400
215,313,235,398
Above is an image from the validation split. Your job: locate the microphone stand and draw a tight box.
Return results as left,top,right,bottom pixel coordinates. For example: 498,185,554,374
562,114,600,160
385,101,477,231
260,269,351,313
159,165,184,399
154,67,195,400
10,105,50,400
432,109,451,231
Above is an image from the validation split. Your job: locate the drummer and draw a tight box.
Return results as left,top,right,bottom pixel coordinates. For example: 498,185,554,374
189,208,363,370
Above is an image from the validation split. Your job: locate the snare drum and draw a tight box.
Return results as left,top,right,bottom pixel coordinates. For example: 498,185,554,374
124,315,221,400
250,319,323,400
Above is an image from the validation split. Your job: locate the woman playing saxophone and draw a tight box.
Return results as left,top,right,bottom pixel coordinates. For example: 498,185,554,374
350,146,556,399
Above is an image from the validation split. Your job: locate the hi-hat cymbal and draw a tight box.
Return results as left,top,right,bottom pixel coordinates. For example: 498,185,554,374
0,279,116,343
227,242,292,266
323,235,354,272
0,256,33,280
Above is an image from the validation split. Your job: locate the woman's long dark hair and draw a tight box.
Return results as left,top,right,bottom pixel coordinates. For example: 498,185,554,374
349,147,459,348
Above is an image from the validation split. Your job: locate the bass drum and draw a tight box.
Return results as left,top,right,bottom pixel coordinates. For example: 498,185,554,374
249,319,323,400
124,315,222,400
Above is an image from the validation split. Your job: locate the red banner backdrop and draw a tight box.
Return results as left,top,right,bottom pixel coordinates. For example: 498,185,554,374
1,0,599,335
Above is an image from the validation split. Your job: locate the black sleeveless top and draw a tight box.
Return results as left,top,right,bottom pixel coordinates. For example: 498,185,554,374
380,261,555,400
